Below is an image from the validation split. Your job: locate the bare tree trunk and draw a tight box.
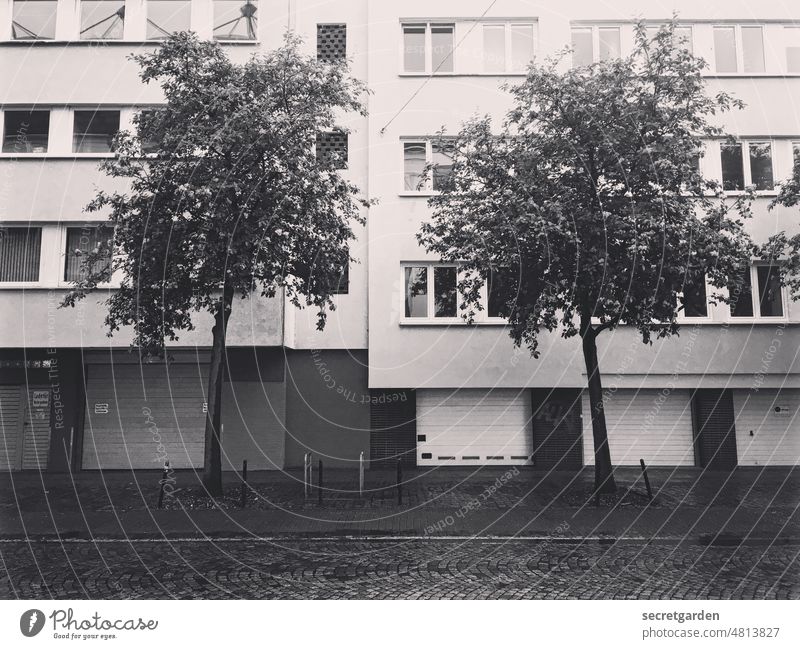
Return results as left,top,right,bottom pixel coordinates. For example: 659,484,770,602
202,288,232,497
580,321,617,494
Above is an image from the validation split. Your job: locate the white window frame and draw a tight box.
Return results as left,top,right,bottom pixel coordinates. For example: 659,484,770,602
718,139,777,195
570,24,623,65
677,272,712,323
78,0,127,41
712,24,766,75
0,107,52,157
58,223,117,289
727,263,788,322
400,21,456,75
400,263,507,325
785,26,800,74
0,223,45,287
400,138,457,195
480,21,537,74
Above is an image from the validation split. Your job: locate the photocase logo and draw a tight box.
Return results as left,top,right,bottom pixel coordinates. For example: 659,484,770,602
20,609,45,637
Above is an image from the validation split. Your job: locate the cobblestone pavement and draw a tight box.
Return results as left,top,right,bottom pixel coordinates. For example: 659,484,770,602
1,539,798,599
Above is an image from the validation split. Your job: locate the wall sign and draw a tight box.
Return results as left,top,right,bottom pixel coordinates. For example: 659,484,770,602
31,390,49,409
94,403,109,414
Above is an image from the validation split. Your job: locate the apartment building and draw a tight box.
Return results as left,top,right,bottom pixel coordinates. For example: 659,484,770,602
0,0,798,475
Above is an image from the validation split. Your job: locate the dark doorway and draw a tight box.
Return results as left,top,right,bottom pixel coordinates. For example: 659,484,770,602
531,388,583,470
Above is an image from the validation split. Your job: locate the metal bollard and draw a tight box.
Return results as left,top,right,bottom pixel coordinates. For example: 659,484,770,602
359,451,364,497
396,460,402,505
157,460,170,509
240,459,248,508
640,458,654,502
318,460,324,505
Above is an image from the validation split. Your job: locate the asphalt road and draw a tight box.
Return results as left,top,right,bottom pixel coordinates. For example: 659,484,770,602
1,538,798,599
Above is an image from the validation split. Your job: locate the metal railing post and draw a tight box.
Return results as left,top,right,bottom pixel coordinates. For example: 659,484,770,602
359,451,364,497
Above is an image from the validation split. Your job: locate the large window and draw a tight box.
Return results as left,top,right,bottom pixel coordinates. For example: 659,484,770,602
0,227,41,282
483,23,535,73
787,27,800,73
73,110,120,153
2,110,49,153
64,226,113,283
680,270,708,318
402,23,454,73
80,0,125,40
720,141,774,191
729,264,784,318
404,265,459,320
12,0,57,40
213,0,258,41
714,25,765,73
403,140,454,192
645,25,693,53
571,26,620,66
146,0,191,40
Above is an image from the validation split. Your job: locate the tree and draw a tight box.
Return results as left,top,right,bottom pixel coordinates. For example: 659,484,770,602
418,22,791,494
63,33,368,496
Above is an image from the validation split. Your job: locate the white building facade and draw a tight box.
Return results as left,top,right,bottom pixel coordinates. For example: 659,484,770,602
0,0,798,474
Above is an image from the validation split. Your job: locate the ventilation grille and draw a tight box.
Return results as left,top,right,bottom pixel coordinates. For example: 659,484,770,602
317,23,347,62
316,130,348,169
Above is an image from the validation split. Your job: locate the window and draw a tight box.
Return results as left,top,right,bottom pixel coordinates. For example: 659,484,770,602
571,26,620,65
316,130,348,170
317,24,346,62
64,226,113,283
598,27,621,61
402,23,454,73
482,23,535,73
433,266,457,317
793,142,800,170
80,0,125,40
571,27,593,67
0,227,41,282
146,0,191,40
403,140,454,192
714,25,765,73
431,141,454,191
487,267,512,318
404,266,428,317
729,264,784,318
720,141,774,192
12,0,57,40
73,110,120,153
756,265,784,317
403,142,427,191
334,259,349,295
787,27,800,73
680,270,708,318
483,25,505,73
213,0,258,41
2,110,49,153
645,25,693,53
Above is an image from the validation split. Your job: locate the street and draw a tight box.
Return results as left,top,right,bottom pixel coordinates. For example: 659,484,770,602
2,538,798,599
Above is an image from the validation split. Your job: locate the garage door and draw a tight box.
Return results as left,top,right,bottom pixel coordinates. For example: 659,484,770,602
82,363,207,469
582,389,695,466
733,389,800,466
416,389,533,466
0,385,51,471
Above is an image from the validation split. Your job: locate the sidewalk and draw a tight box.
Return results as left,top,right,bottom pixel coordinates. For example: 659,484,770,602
1,466,798,542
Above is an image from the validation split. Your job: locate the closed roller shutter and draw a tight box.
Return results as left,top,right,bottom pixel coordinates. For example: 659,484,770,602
733,389,800,466
0,386,23,471
417,389,533,466
582,389,695,466
370,390,416,467
22,387,51,470
82,363,207,469
693,389,738,470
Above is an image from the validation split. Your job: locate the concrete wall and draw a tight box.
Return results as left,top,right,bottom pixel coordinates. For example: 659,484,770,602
284,349,370,468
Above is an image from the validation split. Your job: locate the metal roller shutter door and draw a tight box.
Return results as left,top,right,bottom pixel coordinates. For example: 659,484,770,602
416,389,533,466
0,386,23,471
582,389,695,466
82,363,206,469
22,387,51,470
733,389,800,466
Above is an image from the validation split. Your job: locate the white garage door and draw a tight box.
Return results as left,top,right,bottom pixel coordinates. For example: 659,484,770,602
416,389,533,466
82,363,207,469
734,389,800,466
582,389,695,466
